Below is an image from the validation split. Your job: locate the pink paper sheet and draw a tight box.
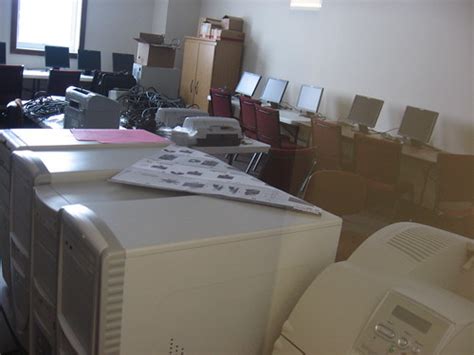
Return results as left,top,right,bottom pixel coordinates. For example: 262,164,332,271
71,129,169,144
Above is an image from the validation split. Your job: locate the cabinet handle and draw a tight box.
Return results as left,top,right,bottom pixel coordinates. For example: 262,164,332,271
190,80,194,93
195,81,199,95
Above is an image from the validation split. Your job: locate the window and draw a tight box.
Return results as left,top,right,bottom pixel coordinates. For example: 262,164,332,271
10,0,88,56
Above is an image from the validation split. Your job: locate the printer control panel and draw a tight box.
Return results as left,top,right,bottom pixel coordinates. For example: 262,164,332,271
354,291,451,355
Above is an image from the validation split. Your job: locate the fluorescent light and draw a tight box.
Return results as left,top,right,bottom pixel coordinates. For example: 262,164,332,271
290,0,322,10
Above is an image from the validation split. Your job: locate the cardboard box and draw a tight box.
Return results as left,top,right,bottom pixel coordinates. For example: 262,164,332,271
211,29,245,42
134,32,175,68
197,17,222,38
134,32,164,45
135,43,176,68
221,15,244,32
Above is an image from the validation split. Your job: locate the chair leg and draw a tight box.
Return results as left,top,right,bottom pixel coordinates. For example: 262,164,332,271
246,153,258,173
252,153,264,172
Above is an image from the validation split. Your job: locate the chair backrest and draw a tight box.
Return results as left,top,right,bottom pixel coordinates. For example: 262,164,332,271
255,105,282,148
437,153,474,204
259,147,317,195
304,170,367,216
0,65,24,106
354,133,402,185
210,88,233,117
47,69,81,96
311,118,342,170
239,96,260,139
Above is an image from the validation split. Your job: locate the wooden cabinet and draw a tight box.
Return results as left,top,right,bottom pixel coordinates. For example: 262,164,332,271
180,37,243,111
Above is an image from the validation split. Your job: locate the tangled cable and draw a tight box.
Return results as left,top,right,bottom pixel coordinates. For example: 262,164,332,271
22,94,68,121
118,85,185,132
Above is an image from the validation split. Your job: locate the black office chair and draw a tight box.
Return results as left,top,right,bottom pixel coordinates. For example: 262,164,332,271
0,65,24,115
0,42,6,64
112,53,134,73
46,69,81,96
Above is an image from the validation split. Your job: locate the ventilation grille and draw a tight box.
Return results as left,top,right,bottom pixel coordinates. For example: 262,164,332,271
387,227,450,263
169,338,185,355
101,252,126,354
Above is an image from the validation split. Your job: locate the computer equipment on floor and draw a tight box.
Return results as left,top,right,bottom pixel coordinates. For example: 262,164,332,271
347,94,384,133
56,195,341,354
260,77,289,108
112,52,135,73
63,86,121,128
7,147,168,348
44,45,70,69
296,84,324,116
235,71,262,97
77,49,101,74
30,180,184,354
398,106,439,146
272,222,474,355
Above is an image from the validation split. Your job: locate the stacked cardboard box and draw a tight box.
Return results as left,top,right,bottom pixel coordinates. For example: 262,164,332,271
132,32,180,98
198,15,245,42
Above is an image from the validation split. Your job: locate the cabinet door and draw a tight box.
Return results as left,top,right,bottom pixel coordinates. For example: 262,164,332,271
193,42,215,111
179,40,199,106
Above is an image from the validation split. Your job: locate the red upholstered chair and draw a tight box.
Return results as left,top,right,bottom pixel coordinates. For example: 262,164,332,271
353,133,413,215
311,117,344,170
304,170,367,216
255,105,299,149
46,69,81,96
239,96,260,139
0,65,24,108
259,147,316,196
435,153,474,238
210,88,233,117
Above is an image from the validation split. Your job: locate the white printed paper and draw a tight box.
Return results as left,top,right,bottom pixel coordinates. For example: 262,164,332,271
111,145,321,215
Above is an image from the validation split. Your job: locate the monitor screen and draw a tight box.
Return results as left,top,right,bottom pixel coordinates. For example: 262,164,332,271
348,94,384,128
235,71,261,97
78,49,101,72
45,45,70,68
260,78,288,104
0,42,6,64
296,85,324,113
112,53,134,73
398,106,438,143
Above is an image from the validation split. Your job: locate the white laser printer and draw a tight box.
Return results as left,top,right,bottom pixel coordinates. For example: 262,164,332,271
155,107,208,128
64,86,121,129
171,116,242,146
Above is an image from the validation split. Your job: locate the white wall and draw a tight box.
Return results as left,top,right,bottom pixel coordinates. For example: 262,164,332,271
0,0,156,71
153,0,169,33
200,0,473,154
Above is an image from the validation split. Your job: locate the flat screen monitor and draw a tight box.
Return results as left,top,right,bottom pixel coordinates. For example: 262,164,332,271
398,106,438,144
260,77,288,105
296,85,324,114
348,94,384,131
44,45,70,69
235,71,261,97
112,53,134,73
78,49,101,72
0,42,6,64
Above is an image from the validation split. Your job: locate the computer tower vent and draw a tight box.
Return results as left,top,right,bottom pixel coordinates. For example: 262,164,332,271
169,338,185,355
101,252,126,354
387,226,450,263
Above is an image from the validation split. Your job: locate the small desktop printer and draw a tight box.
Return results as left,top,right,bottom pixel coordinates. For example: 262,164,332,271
155,107,208,128
64,86,121,128
171,116,242,146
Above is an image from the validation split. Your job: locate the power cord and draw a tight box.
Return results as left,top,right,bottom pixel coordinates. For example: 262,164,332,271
22,94,68,121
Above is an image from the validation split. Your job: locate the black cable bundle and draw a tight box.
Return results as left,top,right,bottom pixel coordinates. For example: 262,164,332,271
118,85,185,132
22,94,68,121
